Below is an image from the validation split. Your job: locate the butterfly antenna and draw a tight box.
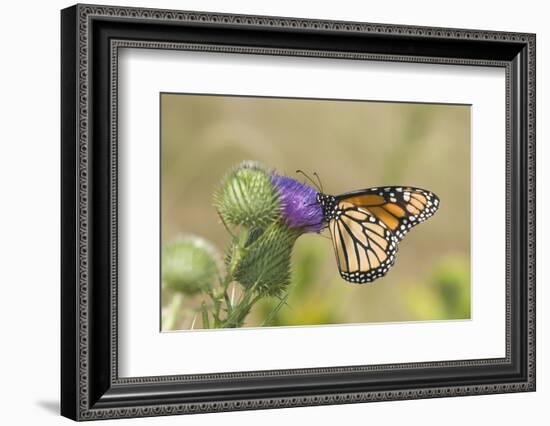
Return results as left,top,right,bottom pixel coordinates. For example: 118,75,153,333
296,169,321,192
313,172,324,193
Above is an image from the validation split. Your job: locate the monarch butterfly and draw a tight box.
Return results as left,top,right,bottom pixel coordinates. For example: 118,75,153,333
298,172,440,284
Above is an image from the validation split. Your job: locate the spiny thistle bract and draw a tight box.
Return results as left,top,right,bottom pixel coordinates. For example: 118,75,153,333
162,235,221,295
232,221,301,297
213,161,281,229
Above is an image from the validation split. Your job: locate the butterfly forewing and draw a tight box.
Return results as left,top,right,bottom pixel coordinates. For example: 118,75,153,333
337,186,440,241
328,201,398,284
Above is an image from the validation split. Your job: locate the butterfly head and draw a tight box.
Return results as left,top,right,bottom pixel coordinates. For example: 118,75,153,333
316,193,338,221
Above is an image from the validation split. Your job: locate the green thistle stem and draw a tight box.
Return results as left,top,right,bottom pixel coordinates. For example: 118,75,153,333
215,230,265,328
219,287,263,328
164,293,184,330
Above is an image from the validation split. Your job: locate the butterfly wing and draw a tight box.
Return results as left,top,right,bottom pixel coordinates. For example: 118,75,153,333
336,186,440,241
328,201,398,283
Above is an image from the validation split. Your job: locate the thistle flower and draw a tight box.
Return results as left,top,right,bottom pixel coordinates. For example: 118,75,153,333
213,162,326,302
214,161,280,228
271,173,324,233
162,235,221,295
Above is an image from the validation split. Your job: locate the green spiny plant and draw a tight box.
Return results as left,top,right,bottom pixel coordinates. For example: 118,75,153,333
162,160,325,330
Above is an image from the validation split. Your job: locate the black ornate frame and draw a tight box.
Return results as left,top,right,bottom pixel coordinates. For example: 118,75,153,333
61,3,536,421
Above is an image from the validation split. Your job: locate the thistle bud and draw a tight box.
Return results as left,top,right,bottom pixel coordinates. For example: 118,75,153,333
162,235,220,295
213,161,281,229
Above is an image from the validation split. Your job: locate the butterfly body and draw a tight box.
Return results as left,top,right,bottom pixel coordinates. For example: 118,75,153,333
316,186,440,284
317,193,338,220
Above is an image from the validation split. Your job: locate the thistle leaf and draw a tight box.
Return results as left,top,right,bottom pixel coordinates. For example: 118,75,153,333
201,302,210,329
261,293,290,327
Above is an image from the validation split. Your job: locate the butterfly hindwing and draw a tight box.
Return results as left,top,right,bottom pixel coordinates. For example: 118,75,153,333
328,202,398,284
336,186,440,241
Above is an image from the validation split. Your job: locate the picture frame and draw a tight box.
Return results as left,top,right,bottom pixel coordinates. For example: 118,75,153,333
60,3,536,421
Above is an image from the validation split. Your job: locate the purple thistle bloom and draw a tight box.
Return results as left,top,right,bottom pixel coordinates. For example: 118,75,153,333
271,173,325,233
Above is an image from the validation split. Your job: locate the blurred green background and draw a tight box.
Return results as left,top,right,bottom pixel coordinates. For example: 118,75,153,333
161,93,470,329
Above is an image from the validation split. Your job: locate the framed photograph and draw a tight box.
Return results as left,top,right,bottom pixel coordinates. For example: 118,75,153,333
61,4,536,421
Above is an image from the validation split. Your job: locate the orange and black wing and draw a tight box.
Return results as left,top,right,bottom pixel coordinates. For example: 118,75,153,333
336,186,439,241
328,201,398,283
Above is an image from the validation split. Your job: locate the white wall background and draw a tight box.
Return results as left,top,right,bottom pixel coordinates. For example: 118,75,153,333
0,0,546,424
